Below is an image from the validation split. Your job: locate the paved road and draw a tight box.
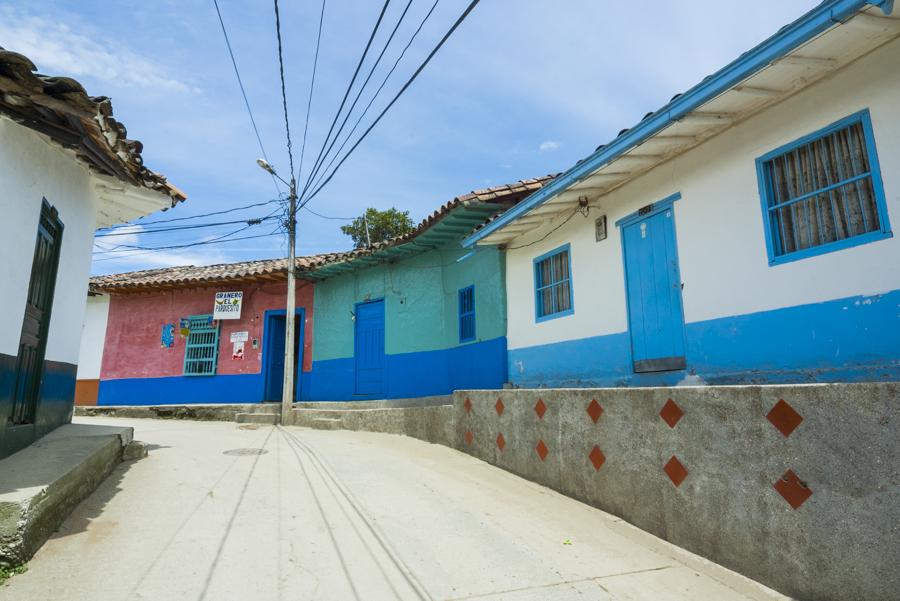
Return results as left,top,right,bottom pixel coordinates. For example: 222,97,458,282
1,417,786,601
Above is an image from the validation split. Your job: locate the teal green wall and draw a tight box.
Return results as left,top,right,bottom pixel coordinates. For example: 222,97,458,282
312,244,507,361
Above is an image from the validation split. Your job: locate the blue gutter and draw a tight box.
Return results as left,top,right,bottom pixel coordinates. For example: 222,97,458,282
463,0,894,248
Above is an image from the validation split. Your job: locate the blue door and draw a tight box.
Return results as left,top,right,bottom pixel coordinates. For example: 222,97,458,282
264,311,303,402
621,204,686,373
355,299,385,396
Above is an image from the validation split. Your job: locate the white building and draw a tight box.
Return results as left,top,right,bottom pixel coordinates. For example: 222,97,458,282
465,1,900,387
0,47,184,458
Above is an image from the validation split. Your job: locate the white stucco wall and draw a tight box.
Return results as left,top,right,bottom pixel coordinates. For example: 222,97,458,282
0,117,101,365
506,36,900,351
76,294,110,380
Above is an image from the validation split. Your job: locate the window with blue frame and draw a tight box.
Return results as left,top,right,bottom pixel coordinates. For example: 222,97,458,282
534,244,573,321
183,314,220,375
458,285,475,343
757,110,890,264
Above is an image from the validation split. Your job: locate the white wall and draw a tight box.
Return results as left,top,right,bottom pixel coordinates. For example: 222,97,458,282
76,294,110,380
0,117,100,365
506,36,900,351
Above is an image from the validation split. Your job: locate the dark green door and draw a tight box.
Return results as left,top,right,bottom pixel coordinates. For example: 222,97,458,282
9,199,63,428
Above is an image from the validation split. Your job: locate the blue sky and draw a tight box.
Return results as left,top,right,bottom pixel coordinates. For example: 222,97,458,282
0,1,818,274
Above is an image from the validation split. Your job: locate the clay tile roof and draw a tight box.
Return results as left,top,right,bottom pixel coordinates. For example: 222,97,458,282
89,174,557,292
0,47,185,204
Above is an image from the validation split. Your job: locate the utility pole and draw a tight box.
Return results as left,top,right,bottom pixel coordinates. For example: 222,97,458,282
282,177,297,425
363,210,372,248
256,159,297,425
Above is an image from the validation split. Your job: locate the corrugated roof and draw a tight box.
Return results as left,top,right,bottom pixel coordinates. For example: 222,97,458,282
0,47,185,205
90,175,556,293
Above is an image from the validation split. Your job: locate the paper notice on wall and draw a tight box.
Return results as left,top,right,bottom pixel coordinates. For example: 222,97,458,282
230,331,249,343
161,324,174,348
232,341,245,360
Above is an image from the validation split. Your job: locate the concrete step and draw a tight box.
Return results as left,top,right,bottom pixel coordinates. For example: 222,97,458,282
235,413,279,425
308,418,342,430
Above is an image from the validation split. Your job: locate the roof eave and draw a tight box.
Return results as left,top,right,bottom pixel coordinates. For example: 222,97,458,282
462,0,894,248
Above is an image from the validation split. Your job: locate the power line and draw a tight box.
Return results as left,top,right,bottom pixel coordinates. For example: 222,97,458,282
94,215,278,237
308,0,440,195
91,232,284,262
273,0,296,178
212,0,282,196
300,0,414,195
299,0,392,201
297,0,327,183
302,206,355,220
98,199,282,230
301,0,482,208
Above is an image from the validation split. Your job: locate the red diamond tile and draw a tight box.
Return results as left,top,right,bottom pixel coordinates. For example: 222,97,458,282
664,455,688,487
774,469,812,509
767,399,803,437
587,399,604,423
659,399,684,428
535,398,547,419
588,446,606,471
464,397,472,413
464,430,473,445
496,432,506,451
535,439,548,461
495,398,505,417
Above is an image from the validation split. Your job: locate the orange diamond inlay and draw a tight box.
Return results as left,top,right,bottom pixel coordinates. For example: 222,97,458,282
588,446,605,471
464,397,472,413
535,439,548,461
495,398,505,416
587,399,604,423
659,399,684,428
535,398,547,419
767,399,803,437
496,432,506,451
664,455,688,487
464,430,474,445
774,469,812,509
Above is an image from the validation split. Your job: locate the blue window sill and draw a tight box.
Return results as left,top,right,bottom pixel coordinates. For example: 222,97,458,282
536,308,574,323
769,229,892,266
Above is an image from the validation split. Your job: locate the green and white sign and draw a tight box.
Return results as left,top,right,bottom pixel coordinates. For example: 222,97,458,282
213,291,243,320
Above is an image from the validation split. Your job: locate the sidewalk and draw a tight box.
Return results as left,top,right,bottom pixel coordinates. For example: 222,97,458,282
0,417,788,601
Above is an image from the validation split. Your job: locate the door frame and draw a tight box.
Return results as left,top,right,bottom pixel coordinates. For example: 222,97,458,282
261,308,305,402
616,192,687,373
353,297,386,398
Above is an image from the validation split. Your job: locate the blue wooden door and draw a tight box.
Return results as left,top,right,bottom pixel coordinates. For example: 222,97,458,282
622,206,686,373
355,300,385,396
264,313,303,401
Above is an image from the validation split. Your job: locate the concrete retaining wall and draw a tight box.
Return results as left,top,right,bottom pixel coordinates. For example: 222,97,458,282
75,404,278,422
453,384,899,601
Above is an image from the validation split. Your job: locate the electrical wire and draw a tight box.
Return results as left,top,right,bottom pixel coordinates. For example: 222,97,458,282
273,0,296,179
302,206,355,220
297,0,327,183
91,232,284,262
298,0,392,200
98,199,282,230
94,216,278,237
300,0,414,195
308,0,440,196
213,0,282,196
300,0,482,209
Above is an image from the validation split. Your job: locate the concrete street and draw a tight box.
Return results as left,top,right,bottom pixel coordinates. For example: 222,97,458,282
0,417,786,601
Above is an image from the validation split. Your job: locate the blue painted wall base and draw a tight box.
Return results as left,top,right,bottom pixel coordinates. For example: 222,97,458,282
509,290,900,388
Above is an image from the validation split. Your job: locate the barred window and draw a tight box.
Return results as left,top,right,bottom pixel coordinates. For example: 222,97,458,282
183,314,220,376
458,285,475,343
534,244,573,321
758,111,890,263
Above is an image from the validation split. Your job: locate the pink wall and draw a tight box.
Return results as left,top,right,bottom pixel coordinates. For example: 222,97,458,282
100,280,314,380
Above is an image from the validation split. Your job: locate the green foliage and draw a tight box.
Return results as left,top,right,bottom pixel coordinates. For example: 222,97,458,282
0,564,27,584
340,207,414,249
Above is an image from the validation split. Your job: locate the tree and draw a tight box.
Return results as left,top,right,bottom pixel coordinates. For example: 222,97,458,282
340,207,415,248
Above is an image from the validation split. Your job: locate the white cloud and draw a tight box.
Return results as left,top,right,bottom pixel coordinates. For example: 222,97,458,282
539,140,561,152
0,6,194,93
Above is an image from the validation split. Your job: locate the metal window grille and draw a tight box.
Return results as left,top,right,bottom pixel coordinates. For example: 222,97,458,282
458,285,475,343
183,315,219,376
761,118,882,257
535,249,571,318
